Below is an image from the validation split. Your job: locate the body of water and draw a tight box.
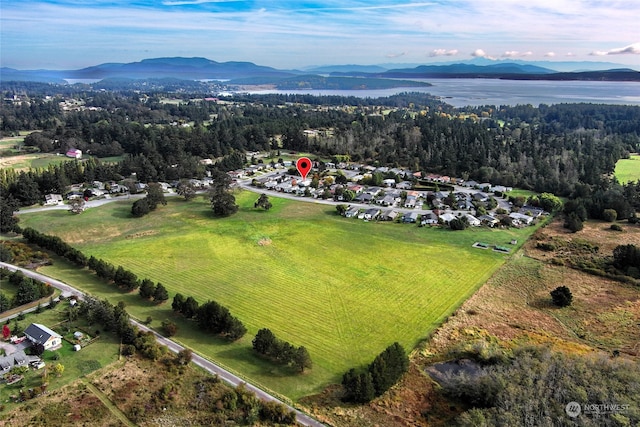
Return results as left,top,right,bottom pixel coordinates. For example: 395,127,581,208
246,78,640,107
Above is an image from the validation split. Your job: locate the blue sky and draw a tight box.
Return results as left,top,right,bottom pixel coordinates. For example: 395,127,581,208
2,0,639,70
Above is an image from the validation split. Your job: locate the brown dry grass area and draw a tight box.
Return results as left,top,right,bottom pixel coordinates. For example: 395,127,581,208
302,365,450,427
529,218,640,255
1,381,118,427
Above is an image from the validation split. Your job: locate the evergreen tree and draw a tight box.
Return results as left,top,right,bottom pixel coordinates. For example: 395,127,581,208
182,296,199,318
253,328,277,355
139,278,156,299
146,183,167,210
153,283,169,303
564,212,584,232
131,198,151,217
254,193,272,210
293,346,313,373
172,293,185,313
550,286,573,307
0,192,20,233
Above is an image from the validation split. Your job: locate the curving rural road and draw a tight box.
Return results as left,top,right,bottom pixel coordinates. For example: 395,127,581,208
0,261,327,427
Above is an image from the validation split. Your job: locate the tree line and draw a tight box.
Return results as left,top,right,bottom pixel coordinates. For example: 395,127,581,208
0,268,55,312
342,342,408,403
252,328,312,373
171,293,246,341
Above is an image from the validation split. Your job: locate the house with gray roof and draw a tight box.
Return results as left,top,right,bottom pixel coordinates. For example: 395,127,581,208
24,323,62,351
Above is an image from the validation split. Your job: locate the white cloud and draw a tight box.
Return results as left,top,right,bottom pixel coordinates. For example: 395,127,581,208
589,51,608,56
471,49,496,60
599,42,640,55
503,50,533,58
544,52,556,57
429,48,458,57
565,52,575,57
471,49,487,57
386,52,406,58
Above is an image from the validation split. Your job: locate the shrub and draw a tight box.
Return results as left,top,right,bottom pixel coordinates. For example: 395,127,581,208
536,242,556,251
564,213,583,232
602,209,618,222
550,286,573,307
610,224,623,231
161,320,178,337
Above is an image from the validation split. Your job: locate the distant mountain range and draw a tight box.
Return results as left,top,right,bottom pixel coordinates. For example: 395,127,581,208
2,56,639,85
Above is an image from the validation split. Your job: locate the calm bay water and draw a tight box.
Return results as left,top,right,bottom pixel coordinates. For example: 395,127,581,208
247,78,640,107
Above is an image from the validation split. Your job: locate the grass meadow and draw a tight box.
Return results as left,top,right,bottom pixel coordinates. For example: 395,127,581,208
17,191,539,400
614,154,640,184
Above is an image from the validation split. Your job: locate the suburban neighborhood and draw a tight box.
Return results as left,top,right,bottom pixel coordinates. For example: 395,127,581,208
34,154,546,232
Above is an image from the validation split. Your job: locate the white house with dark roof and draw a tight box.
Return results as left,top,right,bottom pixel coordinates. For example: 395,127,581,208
24,323,62,351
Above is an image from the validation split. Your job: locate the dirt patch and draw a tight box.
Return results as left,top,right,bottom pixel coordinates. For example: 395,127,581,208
258,237,272,246
125,230,158,239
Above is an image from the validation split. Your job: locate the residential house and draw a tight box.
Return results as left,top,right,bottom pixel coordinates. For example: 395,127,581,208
404,195,417,208
381,209,399,221
346,184,364,194
439,213,457,223
364,186,383,196
402,212,419,223
509,212,534,226
395,181,413,190
0,351,33,376
24,323,62,351
382,178,396,187
44,194,63,206
344,207,360,218
354,193,374,203
491,185,511,193
377,194,399,207
363,208,381,220
478,214,500,227
65,148,82,159
421,212,439,226
465,214,481,227
521,205,545,217
473,192,489,202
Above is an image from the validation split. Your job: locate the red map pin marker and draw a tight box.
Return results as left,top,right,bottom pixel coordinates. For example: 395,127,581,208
296,157,312,180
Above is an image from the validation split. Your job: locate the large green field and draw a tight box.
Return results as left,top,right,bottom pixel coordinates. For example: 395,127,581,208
17,192,538,400
614,154,640,184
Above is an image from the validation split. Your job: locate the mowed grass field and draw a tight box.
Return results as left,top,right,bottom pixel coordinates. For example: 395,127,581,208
18,191,538,399
614,154,640,184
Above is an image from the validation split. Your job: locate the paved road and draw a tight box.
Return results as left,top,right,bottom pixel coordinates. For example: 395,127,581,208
0,262,326,427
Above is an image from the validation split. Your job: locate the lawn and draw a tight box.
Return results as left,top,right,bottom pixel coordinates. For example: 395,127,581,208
17,192,539,400
614,153,640,184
